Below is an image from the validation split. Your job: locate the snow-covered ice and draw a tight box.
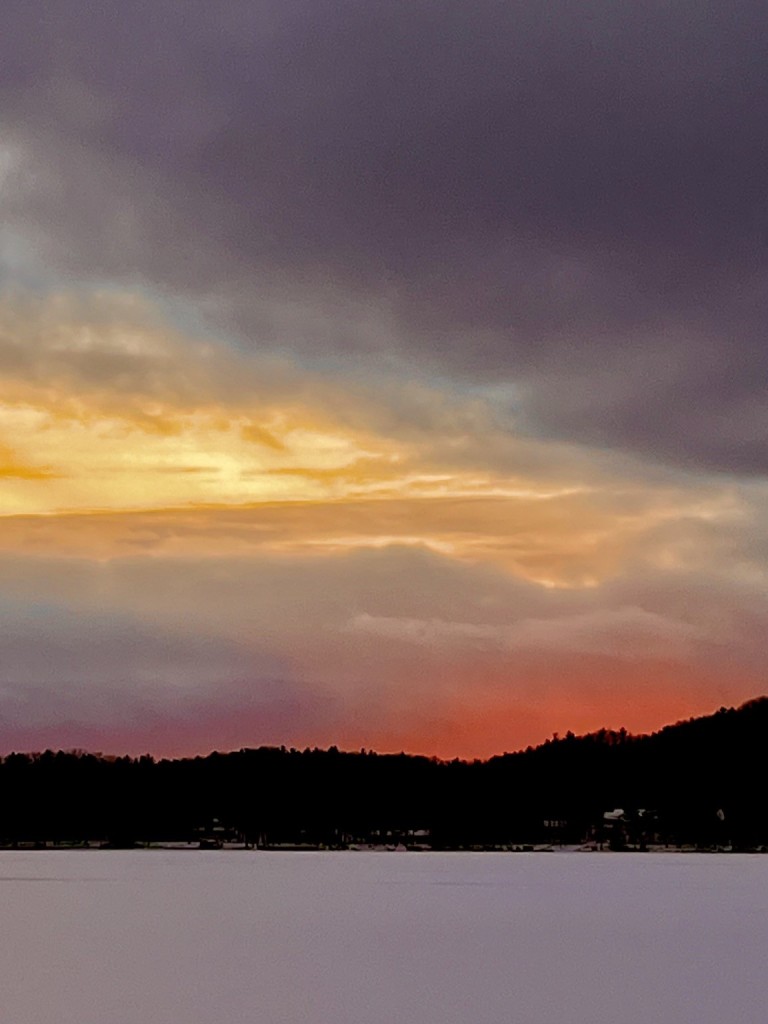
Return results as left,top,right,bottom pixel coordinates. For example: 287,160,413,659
0,850,766,1023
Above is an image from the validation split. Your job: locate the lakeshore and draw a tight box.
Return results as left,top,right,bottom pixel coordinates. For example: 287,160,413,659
1,840,764,854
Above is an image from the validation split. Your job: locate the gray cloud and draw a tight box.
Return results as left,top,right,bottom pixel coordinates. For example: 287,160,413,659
346,605,703,662
1,0,767,471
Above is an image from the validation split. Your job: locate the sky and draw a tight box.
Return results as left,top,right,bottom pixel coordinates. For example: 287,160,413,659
0,0,767,758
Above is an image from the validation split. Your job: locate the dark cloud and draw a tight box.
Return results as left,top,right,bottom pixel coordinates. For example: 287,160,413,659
0,590,335,755
2,0,767,470
0,594,284,697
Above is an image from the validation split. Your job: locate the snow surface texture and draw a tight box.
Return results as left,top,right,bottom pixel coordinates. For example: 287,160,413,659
0,850,765,1023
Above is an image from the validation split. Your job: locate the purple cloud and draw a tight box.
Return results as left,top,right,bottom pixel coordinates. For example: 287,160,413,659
1,0,767,471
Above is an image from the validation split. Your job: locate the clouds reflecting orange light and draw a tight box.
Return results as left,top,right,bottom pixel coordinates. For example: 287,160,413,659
0,290,763,756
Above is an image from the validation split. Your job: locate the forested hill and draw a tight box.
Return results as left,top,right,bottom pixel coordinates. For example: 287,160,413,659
1,698,767,849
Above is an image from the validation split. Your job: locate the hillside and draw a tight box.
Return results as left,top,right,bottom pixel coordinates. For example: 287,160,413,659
1,698,766,849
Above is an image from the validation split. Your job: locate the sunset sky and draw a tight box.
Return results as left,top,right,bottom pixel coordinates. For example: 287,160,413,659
1,0,766,758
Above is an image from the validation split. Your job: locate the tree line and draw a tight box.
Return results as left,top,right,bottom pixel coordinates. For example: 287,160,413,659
0,697,766,849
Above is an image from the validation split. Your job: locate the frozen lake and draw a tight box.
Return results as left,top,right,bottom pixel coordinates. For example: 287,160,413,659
1,850,766,1023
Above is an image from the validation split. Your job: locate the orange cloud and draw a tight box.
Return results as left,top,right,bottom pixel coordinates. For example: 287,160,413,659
0,482,741,590
0,289,742,588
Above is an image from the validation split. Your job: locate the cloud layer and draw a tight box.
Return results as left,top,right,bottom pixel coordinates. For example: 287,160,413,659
3,0,767,470
0,2,765,754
